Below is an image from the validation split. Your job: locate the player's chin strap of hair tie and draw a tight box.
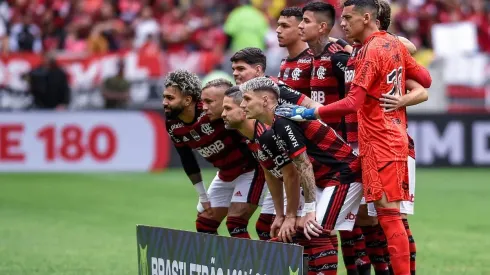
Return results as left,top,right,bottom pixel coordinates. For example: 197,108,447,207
303,202,316,213
194,181,209,202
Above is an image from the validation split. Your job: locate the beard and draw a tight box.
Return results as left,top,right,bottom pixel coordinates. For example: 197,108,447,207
164,106,184,120
224,120,239,130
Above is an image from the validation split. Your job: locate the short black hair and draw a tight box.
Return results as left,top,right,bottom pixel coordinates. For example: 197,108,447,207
302,1,336,27
343,0,379,20
378,0,391,31
230,47,267,71
280,7,303,21
224,86,243,105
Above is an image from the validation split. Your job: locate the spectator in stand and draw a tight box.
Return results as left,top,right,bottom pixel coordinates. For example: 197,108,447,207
224,0,269,52
9,14,43,53
394,0,421,48
101,59,131,109
161,6,193,53
0,0,8,54
23,53,70,110
467,0,490,53
132,5,160,49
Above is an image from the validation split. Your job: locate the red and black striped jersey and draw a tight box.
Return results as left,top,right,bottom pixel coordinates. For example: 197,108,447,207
246,120,292,180
268,76,306,106
311,42,350,139
166,103,257,181
272,116,361,188
278,48,313,97
344,44,361,144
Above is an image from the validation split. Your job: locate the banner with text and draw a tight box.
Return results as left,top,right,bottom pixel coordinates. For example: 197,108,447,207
408,114,490,167
136,225,305,275
0,111,169,172
0,50,219,110
165,114,490,169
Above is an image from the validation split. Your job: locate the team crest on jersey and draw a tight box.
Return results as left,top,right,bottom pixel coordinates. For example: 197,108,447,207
283,68,290,80
201,123,214,135
183,136,189,142
291,68,302,81
190,130,201,141
316,66,326,79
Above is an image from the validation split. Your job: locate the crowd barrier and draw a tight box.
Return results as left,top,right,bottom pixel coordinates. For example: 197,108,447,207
0,112,488,171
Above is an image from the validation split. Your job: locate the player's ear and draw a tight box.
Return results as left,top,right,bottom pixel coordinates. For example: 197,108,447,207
184,95,193,107
363,12,371,24
262,94,268,107
319,21,329,34
255,65,263,77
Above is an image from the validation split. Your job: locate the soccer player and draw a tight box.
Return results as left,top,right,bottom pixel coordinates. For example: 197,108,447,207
276,7,313,97
230,47,320,239
221,85,308,242
299,2,373,274
376,1,423,274
275,1,432,274
241,77,365,274
163,71,266,240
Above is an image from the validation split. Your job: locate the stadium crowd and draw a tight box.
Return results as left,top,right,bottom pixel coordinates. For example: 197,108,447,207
1,0,490,57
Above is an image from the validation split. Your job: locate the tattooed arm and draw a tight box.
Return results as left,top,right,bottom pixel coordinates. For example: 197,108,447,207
291,151,316,204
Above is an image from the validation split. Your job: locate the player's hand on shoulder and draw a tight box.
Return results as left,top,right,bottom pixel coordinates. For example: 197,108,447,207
380,92,406,112
275,104,316,121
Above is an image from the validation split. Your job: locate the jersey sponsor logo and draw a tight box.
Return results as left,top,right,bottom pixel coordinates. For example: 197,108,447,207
168,122,184,134
345,69,355,83
269,167,282,178
336,62,347,72
196,140,225,158
311,90,325,104
273,135,289,152
283,68,290,80
284,125,300,148
297,58,312,64
197,112,206,120
291,68,302,81
273,155,287,167
316,66,326,79
345,212,357,221
409,194,415,202
201,123,214,135
190,130,201,141
320,56,331,61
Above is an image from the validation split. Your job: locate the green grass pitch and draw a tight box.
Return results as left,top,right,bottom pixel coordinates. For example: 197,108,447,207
0,168,489,275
